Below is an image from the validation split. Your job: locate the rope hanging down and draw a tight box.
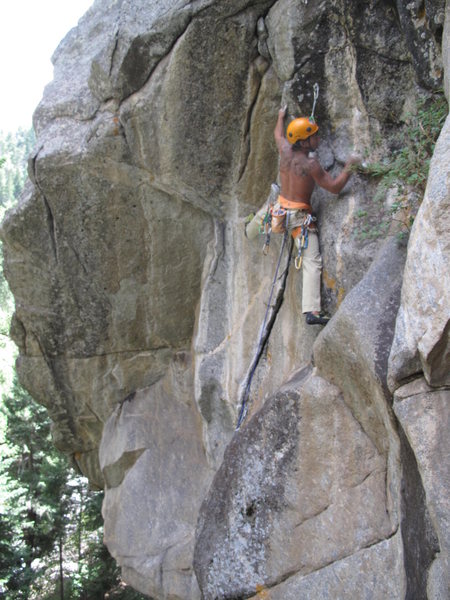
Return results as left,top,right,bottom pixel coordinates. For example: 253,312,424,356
236,217,293,430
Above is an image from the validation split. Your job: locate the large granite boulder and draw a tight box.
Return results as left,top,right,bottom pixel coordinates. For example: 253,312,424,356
0,0,448,598
194,369,398,598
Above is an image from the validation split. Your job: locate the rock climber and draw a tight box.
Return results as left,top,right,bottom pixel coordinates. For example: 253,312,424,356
274,105,360,325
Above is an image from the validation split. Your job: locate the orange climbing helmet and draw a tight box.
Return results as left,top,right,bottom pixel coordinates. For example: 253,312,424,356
287,117,319,143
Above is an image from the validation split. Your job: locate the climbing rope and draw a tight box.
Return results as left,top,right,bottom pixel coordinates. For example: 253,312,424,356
236,214,292,430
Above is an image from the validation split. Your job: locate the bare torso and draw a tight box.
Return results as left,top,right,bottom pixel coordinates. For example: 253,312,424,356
274,108,357,200
279,143,316,204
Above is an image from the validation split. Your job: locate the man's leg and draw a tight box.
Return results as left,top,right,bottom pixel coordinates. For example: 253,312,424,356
297,230,329,325
300,230,322,314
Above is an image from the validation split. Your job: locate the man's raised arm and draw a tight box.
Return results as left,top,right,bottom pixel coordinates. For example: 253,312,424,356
309,155,360,194
274,106,287,150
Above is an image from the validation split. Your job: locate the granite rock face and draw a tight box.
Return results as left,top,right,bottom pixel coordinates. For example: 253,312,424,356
0,0,448,598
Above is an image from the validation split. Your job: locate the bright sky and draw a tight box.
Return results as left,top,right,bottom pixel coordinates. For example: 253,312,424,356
0,0,94,133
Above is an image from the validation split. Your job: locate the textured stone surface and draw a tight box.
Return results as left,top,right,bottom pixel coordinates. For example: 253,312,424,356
0,0,448,598
248,533,406,600
194,369,395,599
394,378,450,599
445,0,450,99
314,236,406,459
99,354,212,599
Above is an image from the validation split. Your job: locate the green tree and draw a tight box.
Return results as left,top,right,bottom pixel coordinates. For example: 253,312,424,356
0,379,145,600
0,128,34,388
0,128,35,211
0,378,69,597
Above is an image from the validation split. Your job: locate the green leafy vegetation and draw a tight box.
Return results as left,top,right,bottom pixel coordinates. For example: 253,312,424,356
0,130,146,599
0,379,145,599
354,91,448,240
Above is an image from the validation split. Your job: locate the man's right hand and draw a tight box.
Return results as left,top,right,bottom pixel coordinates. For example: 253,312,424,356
346,154,362,167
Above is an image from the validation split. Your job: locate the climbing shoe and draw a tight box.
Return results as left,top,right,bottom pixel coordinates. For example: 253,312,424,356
305,311,330,326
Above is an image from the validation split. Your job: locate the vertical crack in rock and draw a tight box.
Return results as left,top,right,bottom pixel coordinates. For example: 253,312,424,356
398,425,440,598
30,149,58,262
237,237,293,427
238,60,266,183
209,219,226,280
28,328,79,448
108,26,120,79
68,243,88,276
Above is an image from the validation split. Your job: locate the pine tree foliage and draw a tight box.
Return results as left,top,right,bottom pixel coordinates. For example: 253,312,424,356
1,378,70,597
1,379,145,599
0,128,35,212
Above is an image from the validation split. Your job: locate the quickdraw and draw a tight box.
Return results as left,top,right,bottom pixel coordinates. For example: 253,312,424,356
261,205,287,255
310,83,319,122
262,210,271,255
260,210,271,235
295,214,316,270
297,82,319,123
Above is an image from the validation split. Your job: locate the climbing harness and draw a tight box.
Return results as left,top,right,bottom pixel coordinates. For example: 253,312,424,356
294,214,316,270
236,214,293,430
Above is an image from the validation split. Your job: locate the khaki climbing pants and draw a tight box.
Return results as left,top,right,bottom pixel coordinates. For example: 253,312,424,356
295,229,322,313
282,206,322,314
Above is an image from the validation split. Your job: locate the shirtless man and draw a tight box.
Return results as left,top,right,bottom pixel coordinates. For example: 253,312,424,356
274,105,359,325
